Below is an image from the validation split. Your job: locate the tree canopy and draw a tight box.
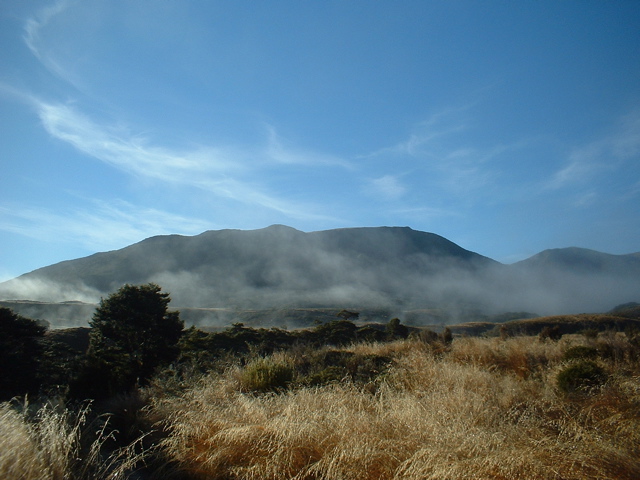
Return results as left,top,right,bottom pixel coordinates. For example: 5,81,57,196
75,283,184,398
0,307,47,400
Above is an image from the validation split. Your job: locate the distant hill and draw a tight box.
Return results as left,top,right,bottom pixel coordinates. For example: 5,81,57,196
513,247,640,275
1,225,639,327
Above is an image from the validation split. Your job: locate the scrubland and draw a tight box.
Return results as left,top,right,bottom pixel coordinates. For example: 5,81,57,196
3,331,640,479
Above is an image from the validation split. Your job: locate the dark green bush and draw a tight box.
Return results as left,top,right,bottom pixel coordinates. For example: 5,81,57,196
557,360,607,394
75,283,184,399
312,320,359,346
563,345,599,361
295,348,391,387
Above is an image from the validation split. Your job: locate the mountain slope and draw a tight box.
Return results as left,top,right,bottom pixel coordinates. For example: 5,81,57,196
0,226,638,322
0,226,499,309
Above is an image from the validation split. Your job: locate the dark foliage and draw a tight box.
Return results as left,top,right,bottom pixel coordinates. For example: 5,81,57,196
0,307,46,400
386,318,409,340
557,360,608,394
296,348,392,387
70,284,184,399
563,345,599,362
307,319,359,346
441,327,453,345
608,302,640,318
539,325,563,341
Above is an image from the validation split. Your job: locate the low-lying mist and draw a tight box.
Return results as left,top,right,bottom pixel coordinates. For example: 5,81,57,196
1,226,638,327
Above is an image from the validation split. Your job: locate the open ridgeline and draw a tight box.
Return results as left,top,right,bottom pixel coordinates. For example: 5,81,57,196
2,294,640,479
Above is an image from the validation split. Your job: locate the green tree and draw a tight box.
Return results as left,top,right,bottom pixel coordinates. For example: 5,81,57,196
0,307,47,400
74,284,183,398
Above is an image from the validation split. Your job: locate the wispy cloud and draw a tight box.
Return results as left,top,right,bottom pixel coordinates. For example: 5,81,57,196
34,101,338,221
389,205,460,222
38,103,241,179
23,0,69,58
368,175,407,199
547,157,599,190
265,126,352,168
0,200,211,252
363,108,470,160
361,107,519,202
548,109,640,190
23,0,83,88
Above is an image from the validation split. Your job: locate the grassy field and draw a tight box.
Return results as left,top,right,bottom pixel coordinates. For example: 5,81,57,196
2,330,640,479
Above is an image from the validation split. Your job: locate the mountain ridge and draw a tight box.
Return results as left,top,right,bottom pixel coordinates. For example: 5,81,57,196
1,225,638,323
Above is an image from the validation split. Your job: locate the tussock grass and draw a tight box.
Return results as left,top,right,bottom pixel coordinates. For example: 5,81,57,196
4,333,639,479
154,335,640,479
0,400,149,480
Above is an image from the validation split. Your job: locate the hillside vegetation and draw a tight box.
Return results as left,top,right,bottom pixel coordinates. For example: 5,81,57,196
3,316,640,478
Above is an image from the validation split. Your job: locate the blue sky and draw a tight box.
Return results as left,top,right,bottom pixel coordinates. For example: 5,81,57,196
1,0,639,280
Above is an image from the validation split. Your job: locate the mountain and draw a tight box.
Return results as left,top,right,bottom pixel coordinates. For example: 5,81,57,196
1,226,638,326
514,247,640,275
0,226,497,305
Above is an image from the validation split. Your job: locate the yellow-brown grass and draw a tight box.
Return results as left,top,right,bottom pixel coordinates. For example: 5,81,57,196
153,335,640,479
0,401,148,480
3,334,638,479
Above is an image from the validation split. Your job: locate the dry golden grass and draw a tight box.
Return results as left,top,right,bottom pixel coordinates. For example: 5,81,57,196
153,335,640,479
3,334,639,479
0,401,149,480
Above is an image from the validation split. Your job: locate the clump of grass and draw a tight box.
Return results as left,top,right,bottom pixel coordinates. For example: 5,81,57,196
238,356,295,392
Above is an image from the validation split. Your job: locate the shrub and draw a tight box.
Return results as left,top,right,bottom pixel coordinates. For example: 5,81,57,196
499,325,510,340
345,353,392,384
441,327,453,345
557,360,608,394
239,358,294,392
562,345,599,361
386,318,409,340
539,325,562,341
312,320,358,346
415,329,439,344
